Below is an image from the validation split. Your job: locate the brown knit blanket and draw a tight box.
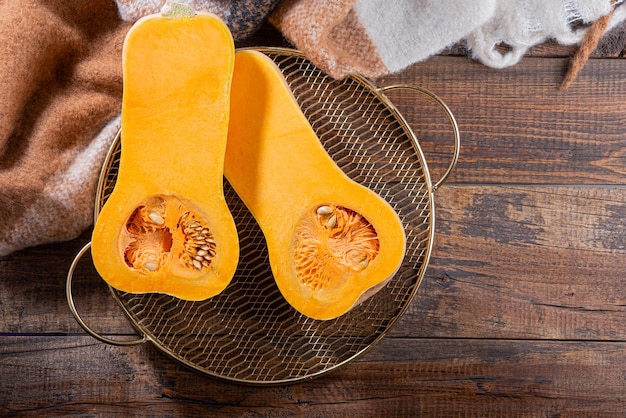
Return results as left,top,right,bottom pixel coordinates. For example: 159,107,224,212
1,0,624,256
0,1,128,255
0,0,279,256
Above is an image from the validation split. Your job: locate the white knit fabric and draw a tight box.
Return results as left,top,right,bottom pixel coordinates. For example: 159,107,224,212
272,0,626,79
354,0,496,74
469,0,626,68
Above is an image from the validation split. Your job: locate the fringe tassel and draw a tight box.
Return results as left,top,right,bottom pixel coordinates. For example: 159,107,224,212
561,2,618,89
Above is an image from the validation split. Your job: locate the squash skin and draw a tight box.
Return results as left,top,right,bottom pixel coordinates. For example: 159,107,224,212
225,50,406,320
91,12,238,300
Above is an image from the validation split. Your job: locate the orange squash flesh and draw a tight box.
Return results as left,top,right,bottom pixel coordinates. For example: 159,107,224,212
225,50,406,320
91,12,239,300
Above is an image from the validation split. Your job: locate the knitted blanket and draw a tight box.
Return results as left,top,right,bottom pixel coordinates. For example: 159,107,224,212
271,0,626,78
1,0,624,256
0,0,279,256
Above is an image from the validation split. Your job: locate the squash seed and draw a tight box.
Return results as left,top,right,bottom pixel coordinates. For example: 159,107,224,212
148,211,165,225
316,205,333,215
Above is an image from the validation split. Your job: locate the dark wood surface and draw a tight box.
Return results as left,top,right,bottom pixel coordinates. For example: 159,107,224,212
3,25,626,416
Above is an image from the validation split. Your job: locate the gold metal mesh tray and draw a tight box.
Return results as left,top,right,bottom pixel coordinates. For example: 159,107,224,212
67,47,459,384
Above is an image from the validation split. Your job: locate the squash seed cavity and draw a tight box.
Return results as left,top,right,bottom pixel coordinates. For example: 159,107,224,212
122,195,216,274
293,204,380,292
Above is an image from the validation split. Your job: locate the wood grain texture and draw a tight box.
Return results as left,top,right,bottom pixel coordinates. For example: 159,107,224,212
378,56,626,185
396,185,626,341
2,336,626,416
2,25,626,415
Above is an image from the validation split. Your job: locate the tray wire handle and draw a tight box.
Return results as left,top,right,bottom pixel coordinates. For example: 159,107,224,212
66,242,148,346
378,84,460,191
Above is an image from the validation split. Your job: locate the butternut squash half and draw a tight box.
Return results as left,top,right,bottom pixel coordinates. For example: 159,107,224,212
91,9,239,300
225,50,406,320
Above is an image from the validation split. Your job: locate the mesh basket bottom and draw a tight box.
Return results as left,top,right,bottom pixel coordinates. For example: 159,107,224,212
97,48,434,384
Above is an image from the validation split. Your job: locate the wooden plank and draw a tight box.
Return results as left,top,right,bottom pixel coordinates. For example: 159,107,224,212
377,56,626,185
0,229,137,335
393,184,626,340
1,335,625,416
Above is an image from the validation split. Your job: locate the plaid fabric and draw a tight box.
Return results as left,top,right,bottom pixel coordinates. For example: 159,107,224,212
270,0,626,79
0,0,279,255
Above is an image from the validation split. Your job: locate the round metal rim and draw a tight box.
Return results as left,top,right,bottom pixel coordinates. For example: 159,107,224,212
66,241,149,347
79,47,457,384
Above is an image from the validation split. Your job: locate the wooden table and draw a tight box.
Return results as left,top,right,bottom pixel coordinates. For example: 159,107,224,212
2,26,626,416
